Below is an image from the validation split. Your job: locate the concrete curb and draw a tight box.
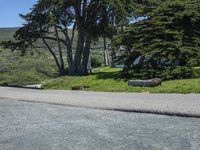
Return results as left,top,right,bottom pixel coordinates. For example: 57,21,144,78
1,84,43,90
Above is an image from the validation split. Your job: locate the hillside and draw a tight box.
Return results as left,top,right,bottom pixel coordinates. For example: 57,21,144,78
0,27,107,65
0,27,107,86
0,27,105,48
0,27,19,42
0,27,105,51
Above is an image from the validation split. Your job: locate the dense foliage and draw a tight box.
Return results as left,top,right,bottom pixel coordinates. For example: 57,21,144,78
114,0,200,79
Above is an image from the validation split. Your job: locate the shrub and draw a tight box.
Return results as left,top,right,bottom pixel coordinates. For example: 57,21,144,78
91,56,102,68
124,66,200,80
168,67,194,79
35,61,57,77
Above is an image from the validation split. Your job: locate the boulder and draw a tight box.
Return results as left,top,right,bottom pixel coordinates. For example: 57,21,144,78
128,78,162,87
23,84,42,89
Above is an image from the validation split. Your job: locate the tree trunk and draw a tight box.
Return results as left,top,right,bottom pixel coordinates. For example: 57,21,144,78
71,29,85,75
66,41,73,75
87,55,92,74
54,25,66,75
57,25,74,75
41,36,66,76
103,36,110,66
79,36,91,75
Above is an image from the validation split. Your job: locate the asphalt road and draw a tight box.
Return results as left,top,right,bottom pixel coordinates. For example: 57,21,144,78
0,99,200,150
0,87,200,117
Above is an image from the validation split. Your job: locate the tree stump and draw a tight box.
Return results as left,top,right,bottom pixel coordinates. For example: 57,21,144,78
128,78,162,87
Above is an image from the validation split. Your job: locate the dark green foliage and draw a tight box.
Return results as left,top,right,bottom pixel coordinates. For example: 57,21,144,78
123,66,199,80
114,0,200,79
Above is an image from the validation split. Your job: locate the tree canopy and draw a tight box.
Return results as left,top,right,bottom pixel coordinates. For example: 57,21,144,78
113,0,200,79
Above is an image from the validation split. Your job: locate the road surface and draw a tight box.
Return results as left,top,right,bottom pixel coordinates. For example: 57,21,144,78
1,99,200,150
0,86,200,117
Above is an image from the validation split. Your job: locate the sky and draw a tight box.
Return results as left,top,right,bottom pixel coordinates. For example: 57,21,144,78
0,0,37,28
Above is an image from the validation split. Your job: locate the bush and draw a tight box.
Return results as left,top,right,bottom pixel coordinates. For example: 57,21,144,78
124,66,200,80
0,48,54,86
35,60,57,77
91,56,102,68
167,67,195,79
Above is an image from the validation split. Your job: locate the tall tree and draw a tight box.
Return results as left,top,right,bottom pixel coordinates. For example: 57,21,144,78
1,0,135,76
113,0,200,79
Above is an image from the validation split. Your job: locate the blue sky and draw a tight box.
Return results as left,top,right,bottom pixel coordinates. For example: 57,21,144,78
0,0,37,28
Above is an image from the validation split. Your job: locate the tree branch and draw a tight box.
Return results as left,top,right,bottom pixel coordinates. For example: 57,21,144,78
41,35,61,71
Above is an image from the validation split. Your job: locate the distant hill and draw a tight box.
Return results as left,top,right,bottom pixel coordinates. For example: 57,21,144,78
0,27,106,77
0,27,105,51
0,27,106,61
0,27,19,42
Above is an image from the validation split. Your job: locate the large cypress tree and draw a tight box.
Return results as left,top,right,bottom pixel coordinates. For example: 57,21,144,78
1,0,135,76
114,0,200,79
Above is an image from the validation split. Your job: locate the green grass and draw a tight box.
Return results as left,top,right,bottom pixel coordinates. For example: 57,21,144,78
42,67,200,93
0,48,57,86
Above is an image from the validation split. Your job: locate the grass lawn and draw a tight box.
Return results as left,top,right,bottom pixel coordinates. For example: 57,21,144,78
42,67,200,93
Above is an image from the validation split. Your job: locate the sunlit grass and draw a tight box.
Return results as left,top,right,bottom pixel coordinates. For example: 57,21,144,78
42,67,200,93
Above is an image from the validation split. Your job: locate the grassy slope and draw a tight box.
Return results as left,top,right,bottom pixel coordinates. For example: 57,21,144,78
0,27,105,65
0,27,58,86
0,48,57,86
42,67,200,93
0,27,18,42
0,27,105,85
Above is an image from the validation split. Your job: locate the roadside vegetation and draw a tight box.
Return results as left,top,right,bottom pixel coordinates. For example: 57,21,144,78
0,48,57,86
0,0,199,93
42,67,200,93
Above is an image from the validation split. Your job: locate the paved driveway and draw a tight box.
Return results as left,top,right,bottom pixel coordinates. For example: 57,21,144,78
1,99,200,150
0,87,200,117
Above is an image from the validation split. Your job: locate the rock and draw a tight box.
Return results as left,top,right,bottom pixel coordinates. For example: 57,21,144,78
23,84,42,89
128,78,162,87
3,84,42,89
